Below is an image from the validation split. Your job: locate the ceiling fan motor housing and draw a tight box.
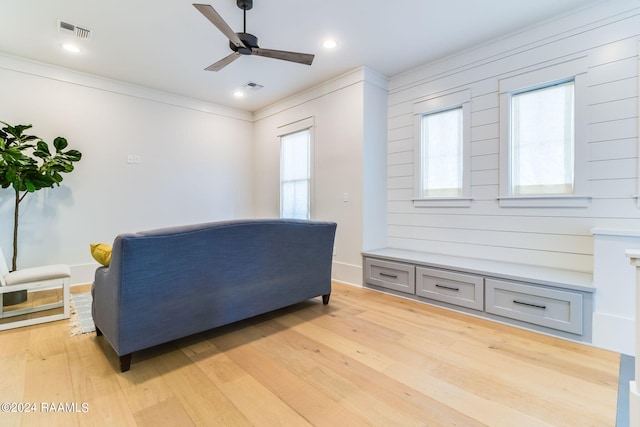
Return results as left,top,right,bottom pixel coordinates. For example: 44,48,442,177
231,32,258,54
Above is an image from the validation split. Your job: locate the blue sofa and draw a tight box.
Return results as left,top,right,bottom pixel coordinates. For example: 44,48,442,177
92,218,337,372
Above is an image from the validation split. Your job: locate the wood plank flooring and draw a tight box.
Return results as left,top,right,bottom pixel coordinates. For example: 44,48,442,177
0,281,620,426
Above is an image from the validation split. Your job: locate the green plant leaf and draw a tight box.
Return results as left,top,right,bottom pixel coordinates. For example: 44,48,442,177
36,140,51,156
65,150,82,161
53,137,68,151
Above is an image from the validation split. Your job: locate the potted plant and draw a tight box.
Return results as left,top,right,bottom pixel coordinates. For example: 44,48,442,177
0,122,82,305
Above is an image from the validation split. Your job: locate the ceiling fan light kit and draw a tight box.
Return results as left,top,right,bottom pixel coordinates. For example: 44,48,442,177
193,1,315,71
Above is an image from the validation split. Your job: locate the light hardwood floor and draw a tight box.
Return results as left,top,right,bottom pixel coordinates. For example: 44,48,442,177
0,281,620,426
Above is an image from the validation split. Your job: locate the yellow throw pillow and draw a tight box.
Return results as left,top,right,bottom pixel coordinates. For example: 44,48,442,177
90,243,112,267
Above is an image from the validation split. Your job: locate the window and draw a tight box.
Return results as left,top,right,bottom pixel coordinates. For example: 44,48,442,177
413,90,471,207
280,128,310,219
421,107,463,197
498,57,589,207
511,81,575,195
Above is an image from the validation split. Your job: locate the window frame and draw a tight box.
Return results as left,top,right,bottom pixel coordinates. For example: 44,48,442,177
498,57,590,208
413,90,472,208
278,117,314,219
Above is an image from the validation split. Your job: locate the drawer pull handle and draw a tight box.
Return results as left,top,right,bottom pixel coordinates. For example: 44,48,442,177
379,272,398,279
513,300,547,310
435,284,460,292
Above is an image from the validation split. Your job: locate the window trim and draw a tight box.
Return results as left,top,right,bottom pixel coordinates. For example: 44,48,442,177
498,57,590,208
278,117,314,219
413,90,472,208
637,43,640,208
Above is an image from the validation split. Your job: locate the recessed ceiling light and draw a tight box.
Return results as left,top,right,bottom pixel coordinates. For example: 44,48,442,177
233,90,245,98
62,43,80,53
322,39,338,49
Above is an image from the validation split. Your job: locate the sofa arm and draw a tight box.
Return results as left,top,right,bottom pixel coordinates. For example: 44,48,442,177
91,235,127,354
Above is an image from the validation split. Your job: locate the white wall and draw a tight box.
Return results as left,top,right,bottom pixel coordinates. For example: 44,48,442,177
384,0,640,351
386,0,640,271
253,67,387,285
592,229,640,355
363,77,389,252
0,54,387,289
0,54,254,283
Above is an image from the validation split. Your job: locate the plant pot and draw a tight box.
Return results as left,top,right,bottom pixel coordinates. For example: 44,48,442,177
2,289,28,306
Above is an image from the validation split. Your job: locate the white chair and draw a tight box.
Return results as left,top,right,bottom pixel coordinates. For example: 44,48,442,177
0,246,71,331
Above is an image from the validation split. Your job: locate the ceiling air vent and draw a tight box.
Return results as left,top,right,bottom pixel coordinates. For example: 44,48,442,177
58,20,92,40
243,82,264,92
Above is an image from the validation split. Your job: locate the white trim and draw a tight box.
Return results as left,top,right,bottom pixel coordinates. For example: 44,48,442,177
498,56,589,207
413,197,473,208
497,55,588,95
498,195,591,208
0,52,252,122
332,261,363,287
637,40,640,208
592,228,640,238
592,311,634,355
255,66,388,121
276,116,314,137
413,89,471,114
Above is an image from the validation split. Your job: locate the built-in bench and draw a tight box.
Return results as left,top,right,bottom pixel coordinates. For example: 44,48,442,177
362,248,595,342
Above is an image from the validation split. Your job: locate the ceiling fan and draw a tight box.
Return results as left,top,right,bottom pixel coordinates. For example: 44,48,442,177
193,1,315,71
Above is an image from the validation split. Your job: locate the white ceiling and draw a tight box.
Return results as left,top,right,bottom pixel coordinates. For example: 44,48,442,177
1,0,601,112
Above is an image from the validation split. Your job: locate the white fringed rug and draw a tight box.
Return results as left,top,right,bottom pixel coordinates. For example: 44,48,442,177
69,293,95,335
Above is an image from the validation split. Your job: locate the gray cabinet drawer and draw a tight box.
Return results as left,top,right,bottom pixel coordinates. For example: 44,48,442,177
416,267,484,311
485,279,583,335
364,258,415,294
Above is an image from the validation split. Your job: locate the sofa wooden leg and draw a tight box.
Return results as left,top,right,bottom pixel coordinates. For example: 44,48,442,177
119,354,132,372
95,326,103,336
322,294,330,305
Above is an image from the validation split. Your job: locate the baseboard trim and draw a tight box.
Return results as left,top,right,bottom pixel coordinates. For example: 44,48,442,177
332,261,362,286
331,279,362,288
593,312,635,355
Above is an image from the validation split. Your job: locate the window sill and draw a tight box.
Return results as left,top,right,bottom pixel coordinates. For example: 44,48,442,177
498,195,591,208
413,197,473,208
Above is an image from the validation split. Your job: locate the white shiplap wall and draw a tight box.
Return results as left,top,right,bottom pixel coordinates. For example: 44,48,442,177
385,0,640,274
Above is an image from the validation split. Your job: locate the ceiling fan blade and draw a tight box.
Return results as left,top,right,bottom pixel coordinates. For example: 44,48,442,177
205,52,241,71
193,3,245,48
252,48,314,65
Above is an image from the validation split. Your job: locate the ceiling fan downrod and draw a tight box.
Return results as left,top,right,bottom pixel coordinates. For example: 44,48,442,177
237,0,252,33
